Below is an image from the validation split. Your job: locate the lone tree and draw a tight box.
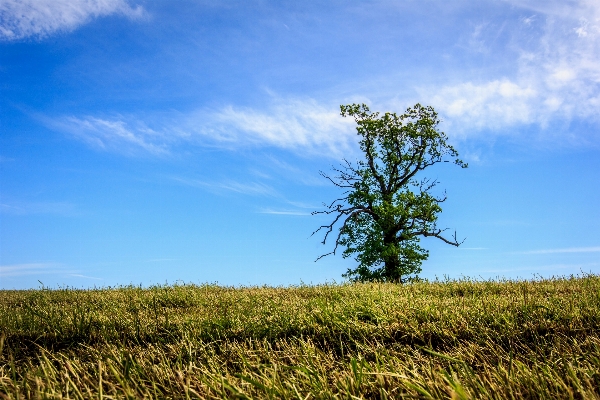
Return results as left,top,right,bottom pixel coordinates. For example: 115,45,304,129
313,103,467,283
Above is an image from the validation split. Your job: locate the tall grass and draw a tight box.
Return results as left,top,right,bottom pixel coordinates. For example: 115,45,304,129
1,275,599,398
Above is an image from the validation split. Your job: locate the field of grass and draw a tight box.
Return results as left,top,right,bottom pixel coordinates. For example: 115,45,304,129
1,275,600,399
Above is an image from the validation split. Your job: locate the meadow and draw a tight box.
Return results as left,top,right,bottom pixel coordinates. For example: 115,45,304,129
1,275,599,399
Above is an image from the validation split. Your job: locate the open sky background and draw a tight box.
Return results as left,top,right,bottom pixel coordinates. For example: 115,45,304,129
1,0,599,289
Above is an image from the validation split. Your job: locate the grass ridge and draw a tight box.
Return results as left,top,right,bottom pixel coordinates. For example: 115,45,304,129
1,275,599,398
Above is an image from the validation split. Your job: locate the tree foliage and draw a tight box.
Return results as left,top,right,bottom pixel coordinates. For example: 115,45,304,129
313,103,467,283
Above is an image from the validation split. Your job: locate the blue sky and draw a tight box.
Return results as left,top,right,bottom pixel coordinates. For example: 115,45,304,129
1,0,599,289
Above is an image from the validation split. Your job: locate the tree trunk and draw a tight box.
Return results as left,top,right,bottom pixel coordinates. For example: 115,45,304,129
384,258,402,283
383,232,402,283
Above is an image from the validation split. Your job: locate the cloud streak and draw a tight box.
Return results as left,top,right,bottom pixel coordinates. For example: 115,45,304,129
0,201,78,216
68,273,103,280
48,115,170,156
0,263,67,277
521,246,600,254
204,99,356,156
0,0,145,41
47,97,357,158
480,262,599,274
258,209,311,216
171,176,278,197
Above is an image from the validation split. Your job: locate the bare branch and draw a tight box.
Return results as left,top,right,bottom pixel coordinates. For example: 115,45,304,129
312,207,373,261
419,229,465,247
311,205,357,242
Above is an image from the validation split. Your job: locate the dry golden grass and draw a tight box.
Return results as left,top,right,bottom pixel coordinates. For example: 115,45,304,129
1,275,599,399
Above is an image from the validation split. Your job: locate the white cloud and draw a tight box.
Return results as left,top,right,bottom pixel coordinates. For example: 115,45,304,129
170,176,278,197
49,115,170,156
420,0,600,139
521,246,600,254
192,98,357,157
1,200,77,216
0,0,145,41
481,262,599,274
500,0,600,20
47,97,357,158
68,273,103,280
218,181,277,196
0,263,65,277
37,2,600,153
427,79,536,134
258,209,311,216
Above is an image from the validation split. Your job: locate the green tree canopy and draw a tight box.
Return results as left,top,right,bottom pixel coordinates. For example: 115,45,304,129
313,103,467,283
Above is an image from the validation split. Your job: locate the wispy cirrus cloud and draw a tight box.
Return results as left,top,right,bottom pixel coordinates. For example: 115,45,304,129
418,0,600,140
258,209,311,216
520,246,600,254
481,262,599,274
202,98,356,156
68,273,103,280
170,176,278,197
426,80,537,132
0,264,101,282
0,263,68,277
0,0,145,41
46,97,357,158
37,1,600,157
0,200,78,216
48,115,170,156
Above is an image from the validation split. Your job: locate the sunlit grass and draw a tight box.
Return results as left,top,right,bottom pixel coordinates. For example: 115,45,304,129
1,275,599,398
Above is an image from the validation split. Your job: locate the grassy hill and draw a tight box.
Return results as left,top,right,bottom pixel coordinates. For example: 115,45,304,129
1,275,599,399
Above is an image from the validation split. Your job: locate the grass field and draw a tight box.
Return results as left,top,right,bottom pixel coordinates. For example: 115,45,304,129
1,275,599,399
